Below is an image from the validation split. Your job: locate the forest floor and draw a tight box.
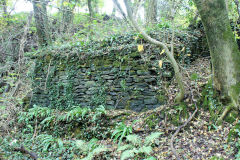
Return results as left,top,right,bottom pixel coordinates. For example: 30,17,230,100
99,57,237,160
102,108,235,160
0,57,238,160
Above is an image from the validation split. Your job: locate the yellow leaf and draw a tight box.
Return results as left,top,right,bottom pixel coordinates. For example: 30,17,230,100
181,47,185,52
160,49,165,55
187,54,191,56
158,60,163,68
138,45,144,52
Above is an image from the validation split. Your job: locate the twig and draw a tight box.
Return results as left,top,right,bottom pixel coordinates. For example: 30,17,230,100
170,105,198,160
14,145,39,160
18,12,33,77
170,82,198,160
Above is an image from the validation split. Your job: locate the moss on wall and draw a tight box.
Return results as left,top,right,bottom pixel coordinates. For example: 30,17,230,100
30,32,204,111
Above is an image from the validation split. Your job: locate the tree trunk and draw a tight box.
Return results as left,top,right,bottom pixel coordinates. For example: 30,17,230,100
112,0,128,21
194,0,240,110
1,0,8,18
146,0,157,24
88,0,94,18
32,0,52,47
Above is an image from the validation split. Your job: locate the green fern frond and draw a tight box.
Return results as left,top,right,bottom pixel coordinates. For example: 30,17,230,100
120,149,135,160
126,134,142,146
88,138,98,151
117,144,133,151
76,140,88,153
92,145,108,156
144,132,163,146
40,115,55,127
81,107,90,119
81,146,108,160
138,146,153,155
95,105,106,114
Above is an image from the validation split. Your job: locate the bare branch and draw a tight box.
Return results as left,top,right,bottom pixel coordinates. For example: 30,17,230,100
123,0,185,102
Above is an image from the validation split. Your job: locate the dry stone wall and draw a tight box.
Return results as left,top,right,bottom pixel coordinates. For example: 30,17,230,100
30,32,204,111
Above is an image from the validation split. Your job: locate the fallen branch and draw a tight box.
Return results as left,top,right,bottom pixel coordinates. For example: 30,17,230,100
14,145,39,160
170,105,198,160
170,83,198,160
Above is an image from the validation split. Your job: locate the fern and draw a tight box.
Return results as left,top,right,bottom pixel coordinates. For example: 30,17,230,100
126,134,142,146
88,138,98,151
29,105,52,118
18,105,53,123
76,138,108,160
92,105,106,121
117,132,162,159
40,115,56,127
138,146,153,155
111,122,133,145
117,144,133,151
144,132,163,146
95,105,106,115
65,106,90,122
120,149,136,160
37,134,58,152
81,146,108,160
76,140,88,153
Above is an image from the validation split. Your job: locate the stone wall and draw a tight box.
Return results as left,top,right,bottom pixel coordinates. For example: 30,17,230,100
30,32,204,111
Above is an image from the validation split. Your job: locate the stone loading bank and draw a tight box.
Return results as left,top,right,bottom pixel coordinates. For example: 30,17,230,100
30,32,207,111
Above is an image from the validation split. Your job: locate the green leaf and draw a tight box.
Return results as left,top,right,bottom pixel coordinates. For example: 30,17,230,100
190,73,199,81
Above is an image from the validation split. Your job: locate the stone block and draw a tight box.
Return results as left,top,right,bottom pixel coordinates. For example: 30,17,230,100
144,97,158,105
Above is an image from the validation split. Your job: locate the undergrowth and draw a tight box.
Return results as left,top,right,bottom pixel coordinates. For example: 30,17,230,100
117,132,163,160
0,105,111,159
18,105,109,139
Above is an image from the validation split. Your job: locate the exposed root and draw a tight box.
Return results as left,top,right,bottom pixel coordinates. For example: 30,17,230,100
216,104,234,125
14,145,38,160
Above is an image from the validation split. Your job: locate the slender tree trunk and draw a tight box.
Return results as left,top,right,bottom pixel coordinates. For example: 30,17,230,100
32,0,52,47
123,0,185,102
112,0,128,22
146,0,157,24
87,0,94,18
1,0,8,18
194,0,240,111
